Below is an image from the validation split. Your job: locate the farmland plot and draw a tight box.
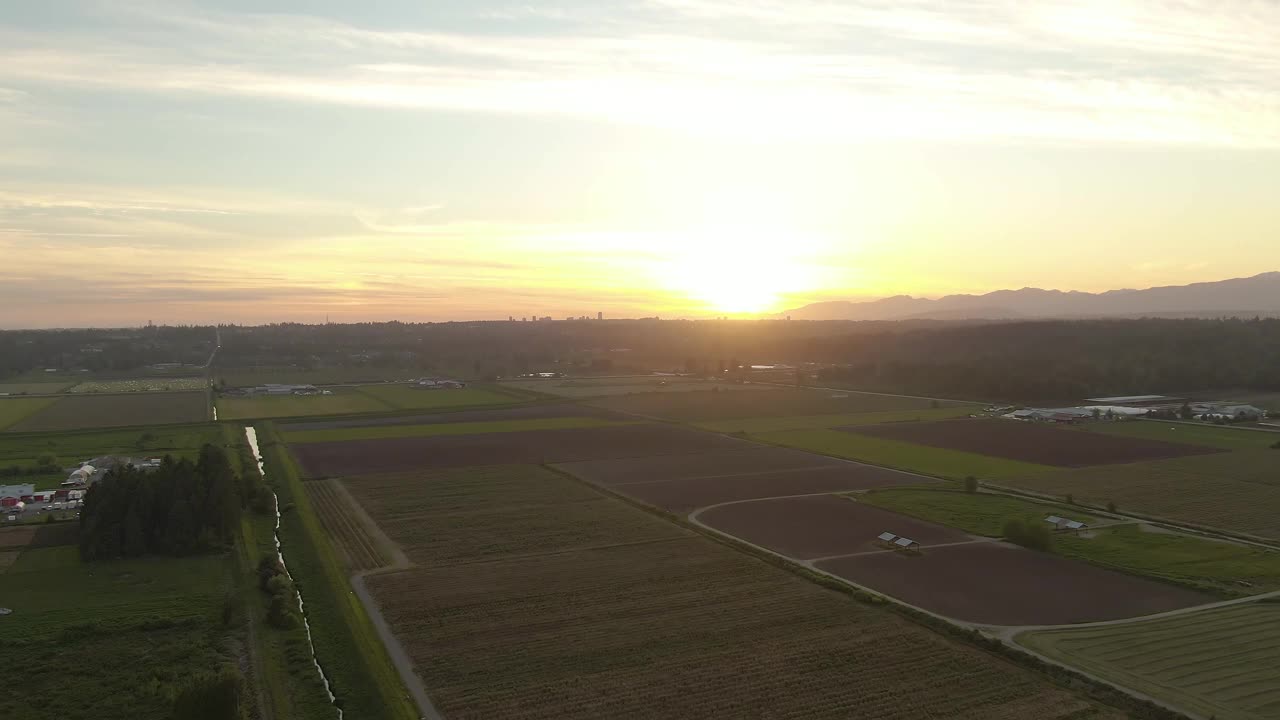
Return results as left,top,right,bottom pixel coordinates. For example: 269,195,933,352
1006,450,1280,541
305,478,389,572
0,397,59,430
1019,604,1280,720
589,388,962,421
6,392,208,432
351,464,1124,720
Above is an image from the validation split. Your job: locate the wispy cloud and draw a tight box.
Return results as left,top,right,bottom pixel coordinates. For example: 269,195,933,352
1,1,1277,146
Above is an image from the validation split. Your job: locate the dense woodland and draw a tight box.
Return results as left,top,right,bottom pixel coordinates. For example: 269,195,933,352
5,318,1279,403
0,326,214,377
78,446,261,560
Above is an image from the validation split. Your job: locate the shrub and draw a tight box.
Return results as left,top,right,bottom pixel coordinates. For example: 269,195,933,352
171,667,243,720
1106,501,1117,513
962,476,978,493
1002,518,1052,552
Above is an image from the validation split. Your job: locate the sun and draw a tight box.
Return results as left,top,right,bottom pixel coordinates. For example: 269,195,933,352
661,226,821,315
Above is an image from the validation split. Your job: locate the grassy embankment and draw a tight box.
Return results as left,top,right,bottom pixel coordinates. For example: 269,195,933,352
256,421,418,720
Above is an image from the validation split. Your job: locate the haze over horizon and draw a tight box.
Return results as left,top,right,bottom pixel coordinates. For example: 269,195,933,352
3,1,1279,328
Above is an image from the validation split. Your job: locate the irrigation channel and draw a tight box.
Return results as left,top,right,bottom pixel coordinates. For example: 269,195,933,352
244,426,343,719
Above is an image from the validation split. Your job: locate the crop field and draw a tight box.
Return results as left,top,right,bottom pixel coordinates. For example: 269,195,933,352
0,544,238,720
589,387,965,421
0,397,59,430
0,423,222,466
1018,604,1280,720
859,488,1280,595
350,464,1123,719
216,366,415,387
0,382,74,395
559,445,845,486
848,419,1221,467
277,402,616,432
860,488,1101,537
304,478,389,572
1088,421,1279,450
291,423,748,477
696,495,972,560
501,375,770,398
815,542,1209,625
1005,449,1280,540
354,383,522,410
611,465,937,514
755,428,1052,480
283,416,632,444
5,391,208,432
216,388,389,420
695,406,977,433
68,377,207,393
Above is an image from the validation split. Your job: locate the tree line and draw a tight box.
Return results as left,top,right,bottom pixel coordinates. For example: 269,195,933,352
78,445,264,561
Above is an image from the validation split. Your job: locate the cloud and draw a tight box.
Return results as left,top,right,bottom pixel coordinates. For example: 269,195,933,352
0,1,1276,146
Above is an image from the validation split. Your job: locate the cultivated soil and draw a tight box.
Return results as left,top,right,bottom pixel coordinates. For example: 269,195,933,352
847,419,1221,467
816,542,1210,625
278,402,619,432
697,495,971,560
290,423,749,476
557,446,845,486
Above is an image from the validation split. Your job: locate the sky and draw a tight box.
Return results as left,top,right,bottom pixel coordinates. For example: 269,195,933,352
2,0,1278,328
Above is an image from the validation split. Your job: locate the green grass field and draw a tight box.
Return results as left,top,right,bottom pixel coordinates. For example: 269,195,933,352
859,488,1099,536
590,387,970,421
1086,421,1279,450
1005,449,1280,541
0,397,60,430
5,392,209,432
0,382,74,395
859,488,1280,595
1018,604,1280,720
0,543,240,720
697,406,977,433
354,383,521,410
217,389,391,420
283,416,634,444
755,428,1051,480
216,366,416,387
501,376,769,398
0,423,223,466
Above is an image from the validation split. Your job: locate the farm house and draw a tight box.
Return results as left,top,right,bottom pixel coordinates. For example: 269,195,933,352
0,483,35,500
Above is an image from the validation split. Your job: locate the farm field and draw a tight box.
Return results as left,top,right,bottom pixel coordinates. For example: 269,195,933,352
1005,449,1280,541
347,463,1124,719
605,465,937,514
559,445,846,486
5,391,209,432
860,488,1101,537
0,382,75,395
68,377,207,393
696,406,976,433
589,387,967,421
1087,420,1279,450
696,494,972,560
0,423,224,490
755,427,1052,480
860,488,1280,595
304,478,389,572
284,415,630,444
354,383,522,410
216,366,415,386
0,540,239,720
277,402,616,432
291,423,748,477
816,542,1209,625
1018,604,1280,720
216,388,390,420
849,419,1221,467
1055,524,1280,596
0,397,59,430
501,375,770,397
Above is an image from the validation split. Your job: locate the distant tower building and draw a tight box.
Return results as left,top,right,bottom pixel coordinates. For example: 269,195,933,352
597,311,603,320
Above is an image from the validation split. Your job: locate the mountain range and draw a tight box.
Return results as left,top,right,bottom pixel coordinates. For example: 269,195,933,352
783,272,1280,321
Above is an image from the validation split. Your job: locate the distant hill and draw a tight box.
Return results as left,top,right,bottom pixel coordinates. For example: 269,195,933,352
783,272,1280,321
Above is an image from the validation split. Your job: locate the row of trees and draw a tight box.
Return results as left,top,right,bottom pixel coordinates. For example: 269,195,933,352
79,446,249,560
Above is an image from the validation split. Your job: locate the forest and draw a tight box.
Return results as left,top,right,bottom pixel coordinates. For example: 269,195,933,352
78,446,251,560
